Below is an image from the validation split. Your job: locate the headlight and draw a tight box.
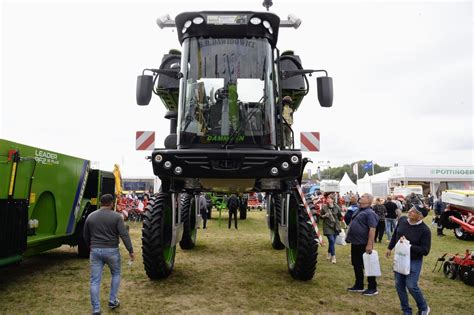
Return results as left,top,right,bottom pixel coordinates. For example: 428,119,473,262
155,155,163,163
281,162,289,170
290,155,299,164
174,166,183,175
270,167,279,176
164,161,172,169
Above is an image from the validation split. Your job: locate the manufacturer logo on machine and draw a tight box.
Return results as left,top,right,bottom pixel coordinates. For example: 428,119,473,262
34,150,59,165
430,169,474,176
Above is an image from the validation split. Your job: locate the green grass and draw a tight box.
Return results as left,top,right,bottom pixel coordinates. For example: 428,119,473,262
0,211,472,314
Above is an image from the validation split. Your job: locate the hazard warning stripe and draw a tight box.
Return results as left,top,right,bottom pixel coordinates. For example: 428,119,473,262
300,132,320,152
136,131,155,150
294,180,324,245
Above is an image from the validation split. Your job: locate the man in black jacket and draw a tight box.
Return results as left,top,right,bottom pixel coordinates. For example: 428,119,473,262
227,194,240,229
386,205,431,315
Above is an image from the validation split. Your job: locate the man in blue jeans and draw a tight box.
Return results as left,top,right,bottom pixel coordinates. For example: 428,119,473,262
345,193,379,296
386,204,431,315
84,194,134,315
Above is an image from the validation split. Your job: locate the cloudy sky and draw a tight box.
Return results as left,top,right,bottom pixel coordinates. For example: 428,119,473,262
1,0,472,177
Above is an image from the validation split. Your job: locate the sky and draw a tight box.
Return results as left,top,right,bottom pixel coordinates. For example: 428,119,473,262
1,0,472,177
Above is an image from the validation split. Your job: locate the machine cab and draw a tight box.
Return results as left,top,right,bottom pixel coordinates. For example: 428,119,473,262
175,12,280,149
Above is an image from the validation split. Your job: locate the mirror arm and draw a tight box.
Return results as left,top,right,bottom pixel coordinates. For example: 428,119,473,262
281,69,328,80
142,68,183,79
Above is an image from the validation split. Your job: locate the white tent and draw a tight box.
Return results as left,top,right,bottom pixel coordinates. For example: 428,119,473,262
357,171,391,197
339,172,357,195
357,173,372,194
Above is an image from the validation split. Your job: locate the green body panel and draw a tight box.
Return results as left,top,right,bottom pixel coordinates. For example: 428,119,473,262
0,139,91,265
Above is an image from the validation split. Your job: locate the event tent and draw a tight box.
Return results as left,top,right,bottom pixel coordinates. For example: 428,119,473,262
339,172,357,195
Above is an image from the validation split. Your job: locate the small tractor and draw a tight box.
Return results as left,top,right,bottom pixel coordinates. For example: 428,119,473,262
136,5,333,280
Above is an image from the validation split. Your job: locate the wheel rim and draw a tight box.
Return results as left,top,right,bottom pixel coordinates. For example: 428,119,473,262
163,246,175,264
287,247,298,267
454,227,464,237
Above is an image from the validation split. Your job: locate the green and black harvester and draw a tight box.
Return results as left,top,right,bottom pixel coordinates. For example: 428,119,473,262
136,7,333,280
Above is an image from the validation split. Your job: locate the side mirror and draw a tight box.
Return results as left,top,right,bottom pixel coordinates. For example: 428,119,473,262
136,75,154,106
317,76,333,108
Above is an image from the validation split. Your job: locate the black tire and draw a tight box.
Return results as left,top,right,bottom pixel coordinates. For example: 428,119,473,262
76,221,90,258
454,227,473,241
179,194,197,250
443,261,458,279
459,266,474,286
269,194,285,250
142,193,176,279
240,207,247,220
286,191,318,280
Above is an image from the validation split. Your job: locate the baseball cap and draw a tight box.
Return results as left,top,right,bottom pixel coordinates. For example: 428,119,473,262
412,204,428,217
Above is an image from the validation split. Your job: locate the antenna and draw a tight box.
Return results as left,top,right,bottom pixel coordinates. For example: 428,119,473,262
262,0,273,11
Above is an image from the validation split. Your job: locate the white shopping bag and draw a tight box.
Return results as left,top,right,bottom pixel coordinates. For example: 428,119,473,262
336,229,347,246
363,250,381,277
393,239,411,275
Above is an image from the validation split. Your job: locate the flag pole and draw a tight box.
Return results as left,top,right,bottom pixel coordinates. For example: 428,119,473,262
372,161,375,176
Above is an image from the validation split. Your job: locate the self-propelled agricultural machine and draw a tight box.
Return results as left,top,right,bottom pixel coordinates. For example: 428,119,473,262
136,8,333,280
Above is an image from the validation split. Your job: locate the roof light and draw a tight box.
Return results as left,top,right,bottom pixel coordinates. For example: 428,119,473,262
268,27,273,34
250,17,261,25
184,20,192,28
193,16,204,24
181,27,187,34
164,161,172,169
263,20,271,29
290,155,299,164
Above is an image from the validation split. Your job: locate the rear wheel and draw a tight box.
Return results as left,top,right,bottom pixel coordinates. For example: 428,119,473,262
454,227,473,241
443,261,458,279
459,265,474,286
286,191,318,280
269,194,284,250
179,193,197,250
142,193,176,279
76,221,89,258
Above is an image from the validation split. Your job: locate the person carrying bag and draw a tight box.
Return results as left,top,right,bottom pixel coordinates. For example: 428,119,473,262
385,205,431,315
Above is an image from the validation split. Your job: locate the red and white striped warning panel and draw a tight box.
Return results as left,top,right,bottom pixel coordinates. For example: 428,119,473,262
300,132,320,152
136,131,155,151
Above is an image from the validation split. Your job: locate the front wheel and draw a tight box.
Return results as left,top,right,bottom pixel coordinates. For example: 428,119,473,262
443,261,458,279
142,193,176,279
286,192,318,280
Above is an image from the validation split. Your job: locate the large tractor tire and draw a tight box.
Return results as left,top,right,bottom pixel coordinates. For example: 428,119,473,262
286,192,318,280
142,193,176,279
179,194,197,250
269,194,284,250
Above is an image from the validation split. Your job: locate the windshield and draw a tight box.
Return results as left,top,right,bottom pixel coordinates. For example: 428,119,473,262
178,37,276,147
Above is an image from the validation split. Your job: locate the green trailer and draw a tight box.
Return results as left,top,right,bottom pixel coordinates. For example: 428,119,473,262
0,139,115,267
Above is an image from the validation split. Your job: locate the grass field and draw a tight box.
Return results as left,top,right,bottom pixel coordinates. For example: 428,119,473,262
0,211,472,314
